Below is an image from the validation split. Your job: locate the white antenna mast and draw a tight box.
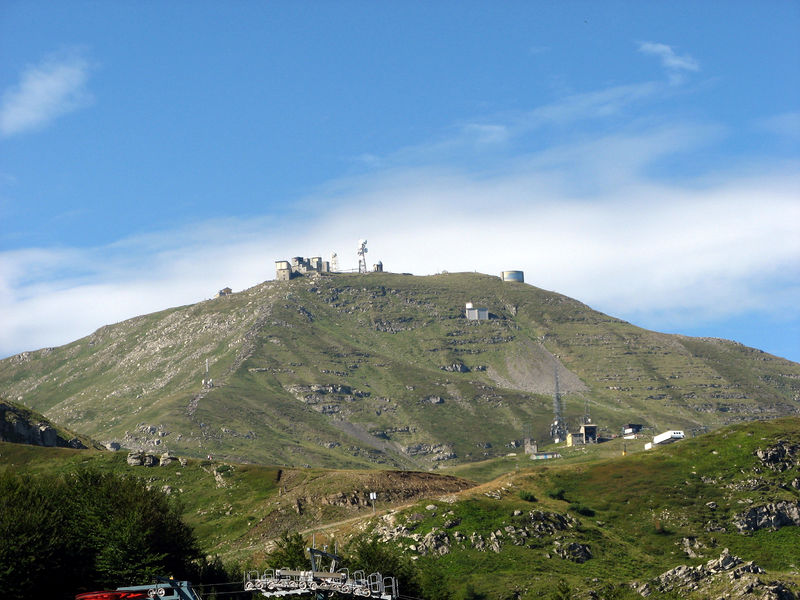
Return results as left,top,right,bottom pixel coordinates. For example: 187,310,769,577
357,239,368,274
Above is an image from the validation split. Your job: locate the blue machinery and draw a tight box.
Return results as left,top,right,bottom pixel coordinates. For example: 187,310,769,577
76,577,202,600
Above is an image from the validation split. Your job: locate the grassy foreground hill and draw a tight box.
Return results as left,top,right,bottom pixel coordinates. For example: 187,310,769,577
1,417,798,599
0,272,798,468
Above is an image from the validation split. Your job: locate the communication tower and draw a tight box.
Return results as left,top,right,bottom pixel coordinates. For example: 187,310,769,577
357,239,368,274
582,397,592,425
550,365,567,443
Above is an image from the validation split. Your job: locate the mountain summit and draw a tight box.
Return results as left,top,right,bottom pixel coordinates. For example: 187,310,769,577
1,272,798,467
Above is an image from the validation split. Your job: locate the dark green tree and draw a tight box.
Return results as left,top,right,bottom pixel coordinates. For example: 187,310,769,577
0,468,201,600
0,470,78,597
267,532,309,570
343,534,420,597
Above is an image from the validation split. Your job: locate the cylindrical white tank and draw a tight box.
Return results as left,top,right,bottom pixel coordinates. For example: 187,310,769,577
501,270,524,283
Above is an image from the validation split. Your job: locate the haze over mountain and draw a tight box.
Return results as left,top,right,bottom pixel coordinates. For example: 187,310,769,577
2,272,797,468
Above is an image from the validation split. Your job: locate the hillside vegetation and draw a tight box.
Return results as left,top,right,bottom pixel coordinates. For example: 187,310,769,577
0,272,798,468
1,417,798,599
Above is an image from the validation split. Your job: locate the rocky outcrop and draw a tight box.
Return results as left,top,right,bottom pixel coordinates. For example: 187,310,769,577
126,450,179,467
402,442,455,461
733,501,800,533
756,442,800,472
553,540,592,563
373,509,578,557
635,549,797,599
678,536,708,558
0,400,87,449
291,472,473,516
127,451,159,466
440,363,470,373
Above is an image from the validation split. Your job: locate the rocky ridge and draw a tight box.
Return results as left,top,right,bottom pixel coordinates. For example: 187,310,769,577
635,549,797,600
372,507,584,559
0,399,89,449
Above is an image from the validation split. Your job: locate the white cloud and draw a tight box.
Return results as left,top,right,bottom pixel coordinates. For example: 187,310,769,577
358,45,690,169
1,44,797,361
525,81,662,125
362,81,666,169
1,127,798,359
638,42,699,84
0,52,92,137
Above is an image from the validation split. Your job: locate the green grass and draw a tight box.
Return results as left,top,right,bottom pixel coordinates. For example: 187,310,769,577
2,417,800,599
1,272,798,472
367,417,800,599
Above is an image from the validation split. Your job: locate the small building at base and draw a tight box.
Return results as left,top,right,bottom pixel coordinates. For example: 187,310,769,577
465,302,489,321
566,423,599,446
622,423,644,439
531,451,561,460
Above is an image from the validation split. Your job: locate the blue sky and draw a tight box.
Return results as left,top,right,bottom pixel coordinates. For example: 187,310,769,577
1,1,799,362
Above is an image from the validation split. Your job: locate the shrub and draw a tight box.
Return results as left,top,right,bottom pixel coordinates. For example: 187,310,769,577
653,519,670,535
266,532,308,570
569,503,596,517
0,469,200,599
519,491,537,502
344,534,421,597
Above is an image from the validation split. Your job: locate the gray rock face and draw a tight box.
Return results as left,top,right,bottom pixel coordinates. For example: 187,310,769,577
419,529,450,555
525,510,577,536
440,363,470,373
0,401,85,448
756,442,800,472
679,536,707,558
402,442,456,461
554,541,592,563
733,501,800,533
636,549,799,600
38,424,57,446
650,550,746,591
126,451,160,466
372,508,578,558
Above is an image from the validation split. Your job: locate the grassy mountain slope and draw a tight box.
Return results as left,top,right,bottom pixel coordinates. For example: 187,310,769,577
2,417,798,599
369,416,800,598
1,272,798,468
0,440,473,558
